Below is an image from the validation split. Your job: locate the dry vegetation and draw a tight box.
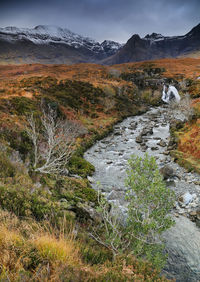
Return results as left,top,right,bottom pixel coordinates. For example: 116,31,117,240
0,57,199,280
0,209,170,281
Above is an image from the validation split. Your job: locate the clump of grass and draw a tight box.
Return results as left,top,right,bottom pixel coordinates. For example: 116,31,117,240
33,234,80,265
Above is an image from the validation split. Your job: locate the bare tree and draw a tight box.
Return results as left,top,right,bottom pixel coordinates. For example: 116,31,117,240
26,106,84,174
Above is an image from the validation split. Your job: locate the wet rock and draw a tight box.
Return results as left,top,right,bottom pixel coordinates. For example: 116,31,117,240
160,165,175,179
136,135,143,143
151,146,159,151
106,160,113,164
114,131,121,136
128,123,137,130
141,143,148,149
141,127,153,136
87,176,95,183
189,210,197,217
178,192,196,206
157,140,167,147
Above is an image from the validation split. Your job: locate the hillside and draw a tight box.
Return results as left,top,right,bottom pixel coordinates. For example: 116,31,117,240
0,58,199,280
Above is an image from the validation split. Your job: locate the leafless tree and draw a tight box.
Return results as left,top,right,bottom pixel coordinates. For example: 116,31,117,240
26,106,85,174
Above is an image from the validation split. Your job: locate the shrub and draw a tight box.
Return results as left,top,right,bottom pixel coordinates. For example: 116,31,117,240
68,156,95,177
0,184,61,220
91,154,175,269
125,153,175,268
0,152,16,178
55,177,98,205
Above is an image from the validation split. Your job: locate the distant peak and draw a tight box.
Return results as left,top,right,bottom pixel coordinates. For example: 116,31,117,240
144,33,164,40
186,23,200,36
129,34,141,40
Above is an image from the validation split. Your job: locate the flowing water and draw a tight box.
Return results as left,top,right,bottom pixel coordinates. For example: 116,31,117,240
84,106,200,281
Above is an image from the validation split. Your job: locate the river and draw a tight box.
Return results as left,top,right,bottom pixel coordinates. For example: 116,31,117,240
84,106,200,281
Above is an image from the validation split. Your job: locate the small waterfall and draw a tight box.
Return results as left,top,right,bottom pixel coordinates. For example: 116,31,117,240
162,85,181,103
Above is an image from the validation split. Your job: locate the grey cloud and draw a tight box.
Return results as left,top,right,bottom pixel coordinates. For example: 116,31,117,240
0,0,199,42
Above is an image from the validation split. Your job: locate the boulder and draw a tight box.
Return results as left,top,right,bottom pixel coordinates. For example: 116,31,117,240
160,165,175,180
157,140,167,147
75,203,101,222
141,127,153,136
178,192,196,207
87,176,95,183
135,135,143,143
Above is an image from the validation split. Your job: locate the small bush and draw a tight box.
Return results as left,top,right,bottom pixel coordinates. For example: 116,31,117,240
0,153,16,178
55,177,98,205
0,184,61,220
68,156,95,177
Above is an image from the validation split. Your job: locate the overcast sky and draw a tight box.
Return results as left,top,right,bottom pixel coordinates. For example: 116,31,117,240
0,0,199,43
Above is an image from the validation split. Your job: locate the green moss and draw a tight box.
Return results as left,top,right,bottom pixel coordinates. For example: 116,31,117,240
68,156,95,178
55,177,98,205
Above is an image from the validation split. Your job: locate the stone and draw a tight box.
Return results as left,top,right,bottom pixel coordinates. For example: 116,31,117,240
157,140,167,147
178,192,195,206
87,176,95,183
70,174,82,179
76,203,102,222
135,135,143,143
189,211,197,216
160,165,175,180
151,146,159,151
141,127,153,136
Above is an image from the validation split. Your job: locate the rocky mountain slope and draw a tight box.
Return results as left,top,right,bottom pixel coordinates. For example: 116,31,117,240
0,23,200,65
0,25,122,64
103,23,200,64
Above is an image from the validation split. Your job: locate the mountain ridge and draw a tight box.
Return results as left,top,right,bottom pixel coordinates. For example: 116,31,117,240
103,23,200,65
0,25,123,64
0,23,200,65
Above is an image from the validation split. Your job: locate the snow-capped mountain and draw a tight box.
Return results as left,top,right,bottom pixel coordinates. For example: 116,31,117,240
0,25,123,64
0,23,200,65
103,23,200,65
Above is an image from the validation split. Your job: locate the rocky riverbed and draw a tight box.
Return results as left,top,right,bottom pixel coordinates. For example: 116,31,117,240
84,106,200,281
